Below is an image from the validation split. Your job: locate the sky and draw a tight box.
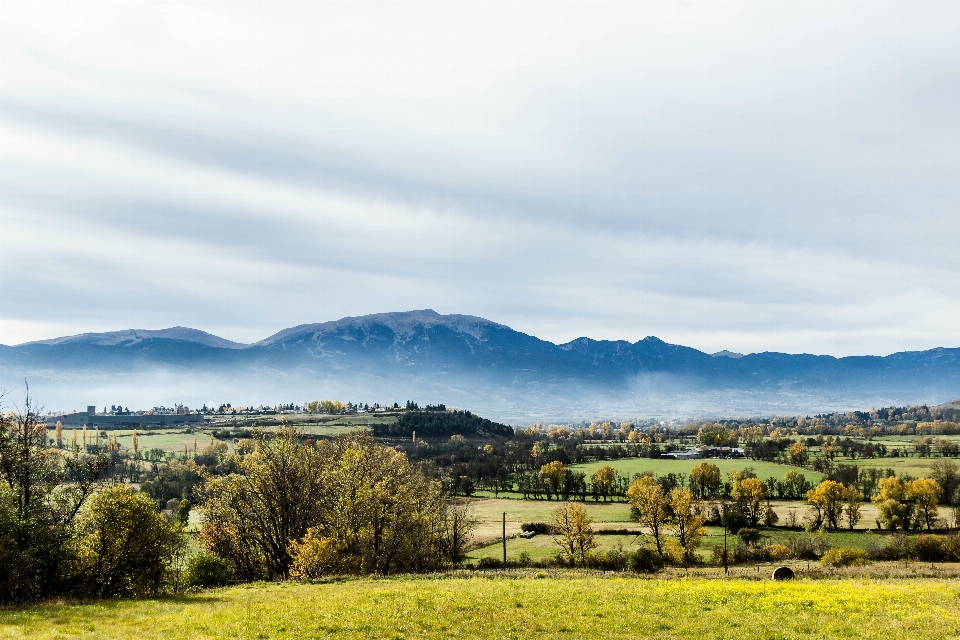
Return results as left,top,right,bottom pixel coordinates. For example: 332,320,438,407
1,1,959,357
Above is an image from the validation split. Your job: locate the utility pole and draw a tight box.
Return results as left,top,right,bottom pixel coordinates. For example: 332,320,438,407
502,512,507,565
722,502,729,575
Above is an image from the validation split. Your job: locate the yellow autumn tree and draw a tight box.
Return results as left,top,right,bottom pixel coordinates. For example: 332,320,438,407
906,478,941,530
591,465,616,501
540,461,566,500
626,475,669,557
731,477,768,527
551,501,596,568
668,488,706,563
872,476,909,531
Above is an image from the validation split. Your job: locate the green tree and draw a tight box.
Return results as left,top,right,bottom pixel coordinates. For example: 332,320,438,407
176,499,191,527
72,485,184,597
783,470,808,499
551,501,596,568
931,459,959,505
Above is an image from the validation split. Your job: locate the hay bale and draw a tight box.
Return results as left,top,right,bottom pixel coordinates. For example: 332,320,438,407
772,566,795,581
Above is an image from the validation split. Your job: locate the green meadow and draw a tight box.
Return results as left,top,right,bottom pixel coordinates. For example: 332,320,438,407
3,577,958,639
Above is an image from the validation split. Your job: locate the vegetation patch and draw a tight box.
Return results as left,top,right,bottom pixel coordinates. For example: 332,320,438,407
3,577,959,639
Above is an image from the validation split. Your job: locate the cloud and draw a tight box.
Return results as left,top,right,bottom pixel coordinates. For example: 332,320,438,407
1,1,959,356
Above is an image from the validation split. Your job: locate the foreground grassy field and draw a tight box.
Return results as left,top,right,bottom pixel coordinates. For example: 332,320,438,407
3,576,959,639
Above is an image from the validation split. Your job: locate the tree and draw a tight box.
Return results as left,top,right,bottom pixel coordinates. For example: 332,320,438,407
872,476,909,531
626,476,669,557
787,441,808,467
199,430,453,579
731,477,768,527
931,459,958,505
551,501,596,568
177,499,191,527
197,428,330,580
806,480,847,529
783,470,808,499
540,461,566,500
591,465,616,501
906,478,941,530
439,502,476,566
688,462,721,499
72,484,184,597
844,486,863,530
668,488,705,563
0,388,111,602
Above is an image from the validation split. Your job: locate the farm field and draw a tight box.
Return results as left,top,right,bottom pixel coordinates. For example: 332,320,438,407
3,577,959,639
467,524,904,563
570,457,824,484
465,497,634,544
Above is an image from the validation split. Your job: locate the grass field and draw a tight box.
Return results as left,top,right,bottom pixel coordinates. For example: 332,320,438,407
467,524,907,563
570,457,824,484
3,577,959,639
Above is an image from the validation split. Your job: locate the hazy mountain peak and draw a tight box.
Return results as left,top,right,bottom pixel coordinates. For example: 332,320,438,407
712,350,745,359
22,327,247,349
256,310,510,346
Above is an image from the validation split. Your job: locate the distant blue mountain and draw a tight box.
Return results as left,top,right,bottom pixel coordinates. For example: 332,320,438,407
2,310,958,420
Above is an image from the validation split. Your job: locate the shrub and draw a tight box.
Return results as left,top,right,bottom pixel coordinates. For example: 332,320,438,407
867,533,916,561
723,511,748,534
477,557,502,569
520,523,551,534
820,547,869,567
588,548,627,571
915,535,954,562
627,548,665,574
288,530,347,579
184,552,233,588
737,528,762,546
712,546,733,566
767,544,793,561
791,528,832,560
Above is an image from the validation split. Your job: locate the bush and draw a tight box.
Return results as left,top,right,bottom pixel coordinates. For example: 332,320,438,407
737,528,762,546
520,522,551,534
820,547,869,567
791,529,832,560
184,552,233,588
627,548,665,574
723,510,748,534
477,557,502,569
867,533,915,561
712,545,733,566
767,544,793,561
915,535,955,562
588,548,627,571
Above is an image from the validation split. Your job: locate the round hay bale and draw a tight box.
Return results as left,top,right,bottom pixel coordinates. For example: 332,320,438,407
772,566,795,581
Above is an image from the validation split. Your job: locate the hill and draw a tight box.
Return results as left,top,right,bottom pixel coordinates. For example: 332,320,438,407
2,310,960,420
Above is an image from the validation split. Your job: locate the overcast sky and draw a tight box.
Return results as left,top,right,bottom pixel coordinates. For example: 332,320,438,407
1,1,958,356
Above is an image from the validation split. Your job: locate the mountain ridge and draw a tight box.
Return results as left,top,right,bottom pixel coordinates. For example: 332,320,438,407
2,310,959,419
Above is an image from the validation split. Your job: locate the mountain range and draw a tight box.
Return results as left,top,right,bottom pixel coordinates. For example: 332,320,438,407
2,309,959,421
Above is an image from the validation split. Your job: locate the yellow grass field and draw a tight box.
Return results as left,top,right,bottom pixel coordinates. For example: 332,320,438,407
2,576,959,639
